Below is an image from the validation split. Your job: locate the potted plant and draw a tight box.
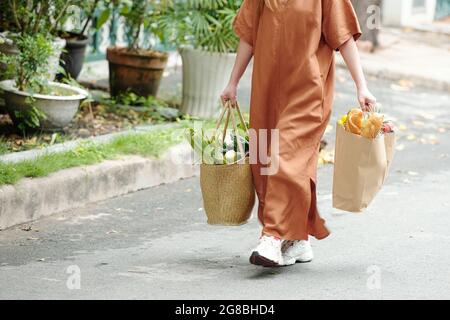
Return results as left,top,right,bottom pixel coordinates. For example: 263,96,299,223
0,34,88,131
105,0,170,97
162,0,241,118
56,0,103,80
0,0,78,81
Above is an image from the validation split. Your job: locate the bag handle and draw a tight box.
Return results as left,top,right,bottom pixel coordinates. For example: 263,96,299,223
214,100,248,163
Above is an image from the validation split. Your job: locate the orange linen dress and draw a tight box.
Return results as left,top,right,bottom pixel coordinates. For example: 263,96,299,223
233,0,361,240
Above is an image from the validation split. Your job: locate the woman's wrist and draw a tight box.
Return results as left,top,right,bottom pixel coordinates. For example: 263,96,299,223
356,81,368,91
228,77,239,87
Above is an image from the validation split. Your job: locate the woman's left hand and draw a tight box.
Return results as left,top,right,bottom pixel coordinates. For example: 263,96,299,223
357,86,377,111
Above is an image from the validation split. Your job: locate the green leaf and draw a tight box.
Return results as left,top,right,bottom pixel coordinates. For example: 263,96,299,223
96,8,111,29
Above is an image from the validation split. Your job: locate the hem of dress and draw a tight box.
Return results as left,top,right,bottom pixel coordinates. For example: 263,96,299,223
261,230,330,241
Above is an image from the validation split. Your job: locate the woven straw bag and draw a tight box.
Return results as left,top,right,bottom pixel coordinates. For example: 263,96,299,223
200,101,255,225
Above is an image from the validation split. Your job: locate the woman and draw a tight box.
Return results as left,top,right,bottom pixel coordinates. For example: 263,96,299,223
221,0,376,267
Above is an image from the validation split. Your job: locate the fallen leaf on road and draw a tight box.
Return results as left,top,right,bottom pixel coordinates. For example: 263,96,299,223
406,134,417,141
407,171,419,176
106,229,119,234
396,144,405,151
390,84,410,92
398,124,408,131
420,134,439,145
185,188,192,192
412,120,425,127
318,150,334,165
37,258,46,262
398,79,415,88
417,111,435,120
27,237,39,241
20,225,32,231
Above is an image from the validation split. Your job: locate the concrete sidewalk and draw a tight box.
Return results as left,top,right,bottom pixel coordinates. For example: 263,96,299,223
335,27,450,91
79,27,450,94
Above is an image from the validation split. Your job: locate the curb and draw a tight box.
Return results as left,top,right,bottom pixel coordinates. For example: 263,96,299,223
0,142,198,230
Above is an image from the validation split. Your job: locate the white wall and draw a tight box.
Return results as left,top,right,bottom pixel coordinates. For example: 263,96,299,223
382,0,437,26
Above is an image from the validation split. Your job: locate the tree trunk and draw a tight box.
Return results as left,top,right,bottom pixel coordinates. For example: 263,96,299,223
351,0,382,48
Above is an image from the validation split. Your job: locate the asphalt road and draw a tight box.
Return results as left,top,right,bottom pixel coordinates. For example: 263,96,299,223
0,68,449,299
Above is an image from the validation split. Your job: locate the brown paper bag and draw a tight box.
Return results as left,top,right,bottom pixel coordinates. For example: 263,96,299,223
332,125,395,212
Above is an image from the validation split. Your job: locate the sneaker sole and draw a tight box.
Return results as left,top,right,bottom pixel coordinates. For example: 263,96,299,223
282,256,313,265
296,259,313,264
249,252,281,268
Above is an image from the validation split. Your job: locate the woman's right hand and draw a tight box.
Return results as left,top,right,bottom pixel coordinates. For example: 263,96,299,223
220,83,238,104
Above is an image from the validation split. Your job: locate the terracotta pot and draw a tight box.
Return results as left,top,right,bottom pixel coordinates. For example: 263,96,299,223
106,47,168,97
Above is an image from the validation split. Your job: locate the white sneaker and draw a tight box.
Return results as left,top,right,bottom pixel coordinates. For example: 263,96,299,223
281,240,314,266
249,235,283,267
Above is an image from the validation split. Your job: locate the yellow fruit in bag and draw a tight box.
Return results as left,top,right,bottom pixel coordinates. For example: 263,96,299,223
337,114,347,126
344,108,363,135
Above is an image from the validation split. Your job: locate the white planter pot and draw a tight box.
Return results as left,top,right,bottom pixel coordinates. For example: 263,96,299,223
179,47,236,118
0,34,65,81
0,79,88,130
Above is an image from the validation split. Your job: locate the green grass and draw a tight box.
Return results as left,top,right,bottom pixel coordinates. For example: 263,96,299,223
0,138,8,155
0,126,188,186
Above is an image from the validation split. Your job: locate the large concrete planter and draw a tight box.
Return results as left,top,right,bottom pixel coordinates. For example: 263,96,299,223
0,80,88,130
179,47,236,118
106,47,169,97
